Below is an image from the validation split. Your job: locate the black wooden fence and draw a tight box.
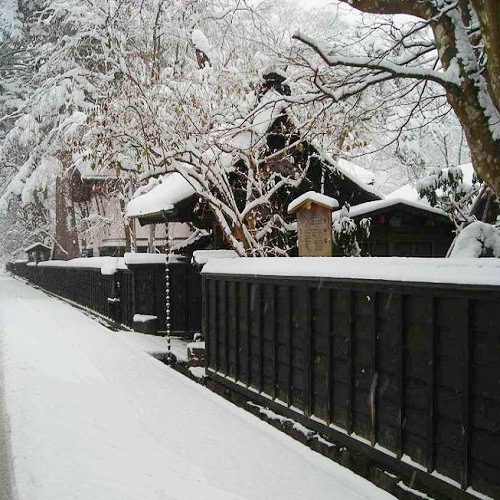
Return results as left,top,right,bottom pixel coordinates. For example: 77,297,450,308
128,260,202,335
7,258,202,337
202,271,500,499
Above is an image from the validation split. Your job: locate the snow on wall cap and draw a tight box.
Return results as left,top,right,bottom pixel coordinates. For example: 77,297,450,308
192,250,239,265
101,264,117,276
202,257,500,287
124,253,167,265
38,257,127,270
24,242,51,253
288,191,339,214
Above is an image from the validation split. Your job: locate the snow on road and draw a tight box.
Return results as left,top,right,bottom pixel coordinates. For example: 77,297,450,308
0,311,14,500
0,275,395,500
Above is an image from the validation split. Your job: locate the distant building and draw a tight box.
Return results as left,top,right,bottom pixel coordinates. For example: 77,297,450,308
24,242,51,263
340,197,455,257
54,164,180,259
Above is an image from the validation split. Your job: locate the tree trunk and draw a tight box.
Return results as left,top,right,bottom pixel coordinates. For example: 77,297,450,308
54,174,80,260
339,0,500,196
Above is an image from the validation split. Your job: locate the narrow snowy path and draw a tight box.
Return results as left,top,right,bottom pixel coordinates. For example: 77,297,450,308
0,275,395,500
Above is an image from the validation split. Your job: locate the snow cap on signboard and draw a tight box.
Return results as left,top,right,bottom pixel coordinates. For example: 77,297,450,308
288,191,339,215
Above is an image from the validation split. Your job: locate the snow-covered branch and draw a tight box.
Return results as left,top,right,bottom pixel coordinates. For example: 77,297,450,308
292,31,460,87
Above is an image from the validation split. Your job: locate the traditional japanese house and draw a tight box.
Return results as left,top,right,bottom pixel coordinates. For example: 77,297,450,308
125,71,384,255
342,197,455,257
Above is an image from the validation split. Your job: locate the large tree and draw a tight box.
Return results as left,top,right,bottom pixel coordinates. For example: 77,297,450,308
293,0,500,195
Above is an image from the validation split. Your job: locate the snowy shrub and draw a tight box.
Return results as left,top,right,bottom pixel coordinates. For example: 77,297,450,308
416,165,480,227
333,204,370,256
449,222,500,258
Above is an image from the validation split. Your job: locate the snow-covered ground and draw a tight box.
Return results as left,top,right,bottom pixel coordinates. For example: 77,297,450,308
0,274,396,500
117,330,189,363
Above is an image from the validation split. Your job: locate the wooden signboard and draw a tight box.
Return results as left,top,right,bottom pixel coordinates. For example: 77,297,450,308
297,204,333,256
288,191,337,257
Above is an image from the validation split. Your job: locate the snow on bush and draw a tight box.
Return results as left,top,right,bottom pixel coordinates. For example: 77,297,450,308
449,221,500,258
333,203,370,256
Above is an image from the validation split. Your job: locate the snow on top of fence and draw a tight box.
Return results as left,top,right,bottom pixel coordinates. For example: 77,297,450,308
192,249,239,265
202,257,500,287
101,263,118,275
124,253,167,265
38,257,127,270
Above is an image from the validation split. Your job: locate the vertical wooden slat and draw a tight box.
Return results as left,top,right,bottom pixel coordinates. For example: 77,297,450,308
461,298,472,490
202,276,209,368
257,283,264,393
246,282,251,387
223,280,229,375
234,281,240,381
214,279,220,372
304,286,312,417
131,269,137,329
370,291,379,447
426,296,437,472
273,284,279,400
346,290,355,435
287,285,293,407
327,288,334,425
396,293,405,459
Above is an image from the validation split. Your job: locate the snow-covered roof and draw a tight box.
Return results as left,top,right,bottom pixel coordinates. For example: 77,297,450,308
250,90,286,137
335,197,448,220
288,191,339,214
24,242,51,253
77,165,110,180
74,160,118,181
202,257,500,287
312,142,385,200
126,92,383,220
386,163,477,203
223,91,384,200
386,183,421,202
171,229,210,253
72,148,120,180
337,158,377,186
126,173,196,219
